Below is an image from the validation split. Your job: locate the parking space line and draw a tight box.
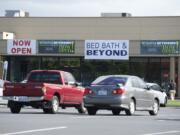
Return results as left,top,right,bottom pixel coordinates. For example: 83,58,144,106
142,130,180,135
72,116,97,119
0,126,67,135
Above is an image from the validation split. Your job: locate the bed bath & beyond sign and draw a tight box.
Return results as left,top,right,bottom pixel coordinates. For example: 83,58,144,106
85,40,129,60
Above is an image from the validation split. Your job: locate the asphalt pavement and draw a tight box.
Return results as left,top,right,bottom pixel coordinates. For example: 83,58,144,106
0,106,180,135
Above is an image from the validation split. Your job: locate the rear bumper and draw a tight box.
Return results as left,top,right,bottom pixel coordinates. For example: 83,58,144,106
83,95,129,109
3,96,44,102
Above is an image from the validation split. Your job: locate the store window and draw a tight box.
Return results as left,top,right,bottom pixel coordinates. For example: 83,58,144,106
81,60,129,86
42,57,81,81
9,56,39,82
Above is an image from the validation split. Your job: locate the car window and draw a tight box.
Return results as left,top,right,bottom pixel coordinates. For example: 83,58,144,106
151,84,161,91
28,72,62,84
131,78,140,88
137,78,147,89
64,72,76,84
131,77,146,89
92,76,127,85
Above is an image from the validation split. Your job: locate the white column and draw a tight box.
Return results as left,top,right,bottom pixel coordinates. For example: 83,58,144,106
178,57,180,98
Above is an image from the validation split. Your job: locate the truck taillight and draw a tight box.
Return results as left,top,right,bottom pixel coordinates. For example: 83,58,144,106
112,88,125,94
84,88,93,96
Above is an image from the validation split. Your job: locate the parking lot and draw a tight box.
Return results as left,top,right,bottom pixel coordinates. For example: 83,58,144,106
0,106,180,135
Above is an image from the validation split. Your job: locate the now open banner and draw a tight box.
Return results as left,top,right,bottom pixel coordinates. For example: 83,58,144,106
85,40,129,60
7,39,36,55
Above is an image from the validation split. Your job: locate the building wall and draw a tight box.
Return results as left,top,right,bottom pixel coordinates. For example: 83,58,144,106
0,17,180,40
0,16,180,57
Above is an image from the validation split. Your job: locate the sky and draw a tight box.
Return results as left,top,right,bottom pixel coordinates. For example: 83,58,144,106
0,0,180,17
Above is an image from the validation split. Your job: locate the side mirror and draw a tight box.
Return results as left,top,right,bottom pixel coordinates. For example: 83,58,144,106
76,82,82,86
146,85,150,90
67,82,80,87
160,89,165,92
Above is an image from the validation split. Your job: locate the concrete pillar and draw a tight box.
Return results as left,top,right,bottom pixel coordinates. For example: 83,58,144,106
178,57,180,98
0,56,3,79
170,57,175,82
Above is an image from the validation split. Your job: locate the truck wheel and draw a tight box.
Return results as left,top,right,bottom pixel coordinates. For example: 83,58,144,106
77,102,87,114
49,96,59,114
8,101,21,114
43,108,51,114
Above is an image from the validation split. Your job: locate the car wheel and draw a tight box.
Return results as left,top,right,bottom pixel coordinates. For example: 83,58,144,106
125,99,135,116
43,108,51,114
149,99,159,116
49,96,59,114
8,101,21,114
87,107,97,115
112,109,121,115
77,101,87,114
161,97,167,107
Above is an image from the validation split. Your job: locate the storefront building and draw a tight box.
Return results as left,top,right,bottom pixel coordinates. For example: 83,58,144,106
0,15,180,97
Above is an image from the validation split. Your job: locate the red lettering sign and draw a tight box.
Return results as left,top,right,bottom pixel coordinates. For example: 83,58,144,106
11,48,32,54
8,39,36,55
13,40,31,46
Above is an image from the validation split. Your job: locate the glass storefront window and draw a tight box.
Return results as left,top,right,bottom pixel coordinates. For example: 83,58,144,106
9,56,39,82
4,56,175,89
81,60,129,86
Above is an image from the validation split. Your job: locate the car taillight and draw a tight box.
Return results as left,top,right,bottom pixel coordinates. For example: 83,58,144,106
84,88,93,95
112,88,125,94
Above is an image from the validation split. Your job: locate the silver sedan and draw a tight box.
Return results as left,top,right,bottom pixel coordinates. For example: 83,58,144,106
83,75,160,116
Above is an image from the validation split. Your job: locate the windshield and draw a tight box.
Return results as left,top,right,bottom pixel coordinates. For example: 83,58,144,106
92,76,127,85
28,72,62,84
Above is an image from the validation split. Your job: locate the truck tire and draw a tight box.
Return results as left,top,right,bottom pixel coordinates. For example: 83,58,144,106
8,101,21,114
49,96,59,114
43,108,51,114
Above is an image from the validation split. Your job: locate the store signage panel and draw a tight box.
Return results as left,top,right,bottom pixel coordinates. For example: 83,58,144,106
85,40,129,60
38,40,75,54
7,39,36,55
141,40,180,54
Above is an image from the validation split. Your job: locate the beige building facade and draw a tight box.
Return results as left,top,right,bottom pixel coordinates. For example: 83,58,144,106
0,16,180,97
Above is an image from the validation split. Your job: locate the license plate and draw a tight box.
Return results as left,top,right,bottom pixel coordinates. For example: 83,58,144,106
13,96,29,102
98,90,107,95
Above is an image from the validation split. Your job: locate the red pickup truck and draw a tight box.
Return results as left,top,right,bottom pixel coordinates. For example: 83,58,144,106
3,70,86,114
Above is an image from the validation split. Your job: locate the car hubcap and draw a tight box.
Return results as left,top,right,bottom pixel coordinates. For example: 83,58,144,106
130,101,135,114
153,101,158,114
53,99,59,112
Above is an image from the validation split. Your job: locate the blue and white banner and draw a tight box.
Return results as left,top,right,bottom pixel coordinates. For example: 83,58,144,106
85,40,129,60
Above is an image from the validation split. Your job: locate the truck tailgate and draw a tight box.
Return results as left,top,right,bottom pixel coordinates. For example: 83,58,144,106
3,83,44,97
